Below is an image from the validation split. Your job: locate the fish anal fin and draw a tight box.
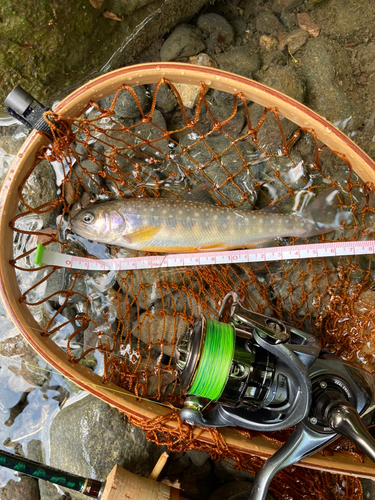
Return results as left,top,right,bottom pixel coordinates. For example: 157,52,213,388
123,226,161,244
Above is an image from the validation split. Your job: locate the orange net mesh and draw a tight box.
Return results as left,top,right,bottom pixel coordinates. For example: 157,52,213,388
9,78,375,499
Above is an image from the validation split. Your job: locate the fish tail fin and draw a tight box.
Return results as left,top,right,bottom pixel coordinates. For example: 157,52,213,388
299,187,352,237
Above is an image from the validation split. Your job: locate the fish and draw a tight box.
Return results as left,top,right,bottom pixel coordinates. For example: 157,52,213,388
71,188,350,253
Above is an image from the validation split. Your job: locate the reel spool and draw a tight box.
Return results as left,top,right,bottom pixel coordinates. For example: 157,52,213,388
176,292,320,430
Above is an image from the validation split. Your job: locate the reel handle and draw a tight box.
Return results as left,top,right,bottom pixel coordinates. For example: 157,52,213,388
327,401,375,462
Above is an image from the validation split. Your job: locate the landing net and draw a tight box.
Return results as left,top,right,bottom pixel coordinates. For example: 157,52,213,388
9,77,375,499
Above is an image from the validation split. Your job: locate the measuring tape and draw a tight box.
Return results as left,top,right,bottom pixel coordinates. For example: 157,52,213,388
34,241,375,271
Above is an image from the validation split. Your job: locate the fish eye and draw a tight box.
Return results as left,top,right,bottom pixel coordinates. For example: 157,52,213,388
82,211,95,224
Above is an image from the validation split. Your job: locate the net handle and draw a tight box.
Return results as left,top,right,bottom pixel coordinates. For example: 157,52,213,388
1,63,375,478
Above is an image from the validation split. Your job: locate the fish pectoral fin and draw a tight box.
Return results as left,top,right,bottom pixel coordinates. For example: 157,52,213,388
123,226,161,244
197,243,228,251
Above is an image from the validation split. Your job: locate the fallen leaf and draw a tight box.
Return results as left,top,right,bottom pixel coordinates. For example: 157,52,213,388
297,13,320,37
89,0,104,8
103,10,123,21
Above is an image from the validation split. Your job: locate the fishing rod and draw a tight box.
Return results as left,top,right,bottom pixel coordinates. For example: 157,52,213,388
0,448,103,497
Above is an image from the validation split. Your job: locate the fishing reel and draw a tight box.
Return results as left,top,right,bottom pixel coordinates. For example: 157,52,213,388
176,292,375,500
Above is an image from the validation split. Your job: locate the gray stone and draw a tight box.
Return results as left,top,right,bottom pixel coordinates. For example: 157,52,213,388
99,86,149,119
279,11,298,29
256,10,285,34
0,476,40,500
133,310,188,356
160,24,206,61
215,46,260,79
186,450,210,467
20,160,60,227
39,481,67,500
50,395,162,482
214,459,255,482
245,66,304,154
209,104,246,136
197,13,234,44
149,82,178,113
74,159,105,198
178,134,260,208
301,39,353,125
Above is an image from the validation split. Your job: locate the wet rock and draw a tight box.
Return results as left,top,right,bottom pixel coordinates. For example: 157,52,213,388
126,109,170,158
183,459,212,482
209,481,276,500
160,24,206,61
178,134,260,208
197,13,234,53
50,395,163,481
149,82,178,113
39,481,67,500
0,124,28,155
301,39,353,124
0,476,40,500
118,266,201,310
74,159,105,198
0,0,211,113
133,311,188,356
260,50,287,69
21,160,60,227
256,10,285,35
214,459,255,482
99,86,149,119
278,28,309,54
215,46,260,79
272,259,339,320
245,66,304,154
209,103,246,136
186,450,210,467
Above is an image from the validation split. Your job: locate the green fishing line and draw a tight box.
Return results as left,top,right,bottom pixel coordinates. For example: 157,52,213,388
188,318,235,401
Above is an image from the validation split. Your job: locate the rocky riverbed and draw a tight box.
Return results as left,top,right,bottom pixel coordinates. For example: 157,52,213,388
2,0,375,499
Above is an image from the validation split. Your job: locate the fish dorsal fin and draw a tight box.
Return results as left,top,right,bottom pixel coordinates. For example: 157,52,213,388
123,226,161,244
182,184,216,205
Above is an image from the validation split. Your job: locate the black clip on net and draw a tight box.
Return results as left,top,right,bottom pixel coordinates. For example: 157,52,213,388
4,85,51,134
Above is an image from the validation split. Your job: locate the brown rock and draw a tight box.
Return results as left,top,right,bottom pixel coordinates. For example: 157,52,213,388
297,13,320,37
278,28,309,54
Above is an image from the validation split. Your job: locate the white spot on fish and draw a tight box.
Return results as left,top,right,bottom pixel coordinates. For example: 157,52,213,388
194,212,199,216
162,210,167,214
213,215,218,220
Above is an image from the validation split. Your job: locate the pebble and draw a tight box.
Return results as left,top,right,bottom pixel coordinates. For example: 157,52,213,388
197,13,234,43
259,34,279,52
278,28,309,54
256,10,285,35
301,38,354,124
172,53,215,108
0,476,40,500
279,10,297,29
297,12,321,37
149,81,178,113
215,46,260,79
160,24,206,61
99,86,149,119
